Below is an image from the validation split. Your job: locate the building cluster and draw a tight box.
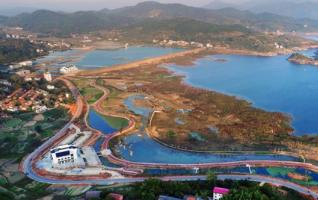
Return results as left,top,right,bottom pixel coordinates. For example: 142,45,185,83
153,39,213,48
0,88,49,113
274,42,285,49
47,41,71,49
0,84,69,113
15,69,52,82
9,60,33,70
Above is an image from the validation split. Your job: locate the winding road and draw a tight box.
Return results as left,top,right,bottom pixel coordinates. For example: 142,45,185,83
20,77,318,198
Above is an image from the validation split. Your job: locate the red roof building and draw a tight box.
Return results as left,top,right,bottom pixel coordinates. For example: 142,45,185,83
213,187,230,200
107,193,124,200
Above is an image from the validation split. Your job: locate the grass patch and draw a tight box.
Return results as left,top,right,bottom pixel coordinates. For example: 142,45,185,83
80,87,103,104
100,114,129,130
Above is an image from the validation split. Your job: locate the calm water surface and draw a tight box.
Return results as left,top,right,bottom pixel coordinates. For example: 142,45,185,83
169,49,318,136
88,95,299,164
88,109,117,135
76,46,182,68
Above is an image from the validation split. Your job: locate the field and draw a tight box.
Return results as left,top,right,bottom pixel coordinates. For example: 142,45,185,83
72,79,104,104
0,108,70,199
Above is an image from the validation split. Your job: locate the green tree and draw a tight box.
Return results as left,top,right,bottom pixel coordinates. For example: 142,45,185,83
222,188,269,200
207,170,217,185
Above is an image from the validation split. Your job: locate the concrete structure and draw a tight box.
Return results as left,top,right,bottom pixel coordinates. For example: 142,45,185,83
50,145,81,169
9,61,33,70
19,60,33,67
43,72,52,82
34,105,48,113
213,187,230,200
47,85,55,90
60,64,78,74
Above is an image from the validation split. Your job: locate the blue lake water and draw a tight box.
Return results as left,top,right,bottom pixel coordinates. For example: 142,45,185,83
82,48,316,164
76,46,182,68
88,109,117,135
117,134,298,164
168,49,318,136
98,95,299,164
35,46,182,70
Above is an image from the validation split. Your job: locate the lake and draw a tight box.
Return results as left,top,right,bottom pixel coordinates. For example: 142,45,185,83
76,46,182,68
87,95,299,164
168,49,318,136
35,46,182,70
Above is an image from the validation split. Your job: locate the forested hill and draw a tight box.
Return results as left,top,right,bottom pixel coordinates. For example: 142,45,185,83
0,39,48,64
1,1,318,36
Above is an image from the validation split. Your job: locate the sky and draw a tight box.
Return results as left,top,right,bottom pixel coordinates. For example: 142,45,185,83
0,0,242,11
1,0,316,12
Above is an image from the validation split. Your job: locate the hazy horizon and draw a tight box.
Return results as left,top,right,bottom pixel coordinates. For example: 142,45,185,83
0,0,288,11
1,0,212,11
0,0,318,13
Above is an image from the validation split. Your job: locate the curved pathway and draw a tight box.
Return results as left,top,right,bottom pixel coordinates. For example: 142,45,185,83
20,77,318,198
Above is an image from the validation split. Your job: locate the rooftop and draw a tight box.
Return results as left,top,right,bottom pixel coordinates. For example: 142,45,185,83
213,187,230,195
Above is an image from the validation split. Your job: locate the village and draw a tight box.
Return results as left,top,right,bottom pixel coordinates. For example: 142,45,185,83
0,60,72,114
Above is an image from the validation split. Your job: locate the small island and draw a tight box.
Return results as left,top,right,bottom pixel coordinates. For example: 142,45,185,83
288,51,318,66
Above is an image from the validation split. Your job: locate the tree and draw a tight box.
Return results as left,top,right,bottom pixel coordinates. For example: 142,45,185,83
222,188,269,200
206,170,217,185
35,125,43,133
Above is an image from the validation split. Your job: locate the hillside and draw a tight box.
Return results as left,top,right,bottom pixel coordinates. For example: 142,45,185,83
0,39,48,64
5,10,134,36
118,18,311,52
111,1,318,32
206,0,318,20
2,1,318,36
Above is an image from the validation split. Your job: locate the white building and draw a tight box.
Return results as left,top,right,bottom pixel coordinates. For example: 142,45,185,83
59,65,78,74
213,187,230,200
18,61,33,67
34,105,48,113
43,72,52,82
50,145,81,169
47,85,55,90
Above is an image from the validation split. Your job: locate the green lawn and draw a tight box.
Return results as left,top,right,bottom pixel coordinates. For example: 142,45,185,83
80,87,103,104
101,114,129,130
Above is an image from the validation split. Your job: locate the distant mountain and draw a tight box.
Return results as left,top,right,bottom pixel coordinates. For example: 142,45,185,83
3,1,318,35
5,10,134,36
122,18,251,41
250,1,318,20
0,7,39,16
0,16,8,24
110,1,318,32
203,0,244,10
205,0,318,20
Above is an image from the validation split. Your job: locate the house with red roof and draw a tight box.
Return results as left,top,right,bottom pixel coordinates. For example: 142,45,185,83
213,187,230,200
107,193,124,200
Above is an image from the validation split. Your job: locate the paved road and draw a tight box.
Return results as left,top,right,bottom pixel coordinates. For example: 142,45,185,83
21,77,318,198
